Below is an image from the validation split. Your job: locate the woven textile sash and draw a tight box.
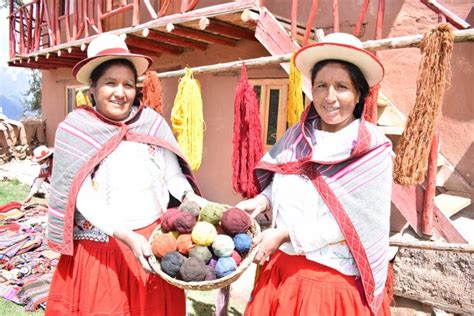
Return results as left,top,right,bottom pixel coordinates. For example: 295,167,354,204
48,105,200,255
254,105,392,315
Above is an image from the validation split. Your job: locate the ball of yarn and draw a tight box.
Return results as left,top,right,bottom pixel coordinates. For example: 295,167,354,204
160,251,185,277
220,207,251,236
152,234,177,258
176,234,194,255
233,233,252,254
179,200,200,217
231,251,242,266
188,246,212,264
174,212,197,234
161,208,181,233
191,222,217,246
215,257,237,278
168,231,180,239
208,257,218,269
205,265,217,281
215,224,225,235
179,257,207,282
212,235,235,257
199,203,225,225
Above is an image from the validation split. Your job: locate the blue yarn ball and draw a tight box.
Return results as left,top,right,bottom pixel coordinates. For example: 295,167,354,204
215,257,237,278
233,233,252,254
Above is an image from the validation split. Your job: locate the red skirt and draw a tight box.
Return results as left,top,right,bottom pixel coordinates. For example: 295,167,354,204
244,250,391,316
45,221,185,316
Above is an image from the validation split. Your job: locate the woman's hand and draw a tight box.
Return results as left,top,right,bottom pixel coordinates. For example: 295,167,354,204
252,228,289,265
113,227,154,273
235,194,270,219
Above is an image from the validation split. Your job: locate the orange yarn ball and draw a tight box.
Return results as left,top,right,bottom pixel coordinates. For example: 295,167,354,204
152,234,177,258
177,234,194,255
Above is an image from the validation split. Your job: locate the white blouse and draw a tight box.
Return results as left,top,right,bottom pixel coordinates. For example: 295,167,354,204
76,141,192,236
263,119,361,276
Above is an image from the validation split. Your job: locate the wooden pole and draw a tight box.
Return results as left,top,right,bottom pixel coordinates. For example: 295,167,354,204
422,130,439,236
290,0,298,40
353,0,369,37
303,0,319,45
332,0,339,33
389,238,474,253
143,29,474,80
421,0,470,29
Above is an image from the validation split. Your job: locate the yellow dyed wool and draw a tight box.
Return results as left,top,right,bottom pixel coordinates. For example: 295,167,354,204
171,68,204,171
287,53,304,126
191,222,217,246
76,90,92,107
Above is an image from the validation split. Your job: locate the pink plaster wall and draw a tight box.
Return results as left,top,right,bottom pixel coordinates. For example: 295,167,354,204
40,0,474,205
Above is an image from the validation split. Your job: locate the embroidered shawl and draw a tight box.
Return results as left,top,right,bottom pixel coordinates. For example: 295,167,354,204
255,105,392,315
48,105,200,255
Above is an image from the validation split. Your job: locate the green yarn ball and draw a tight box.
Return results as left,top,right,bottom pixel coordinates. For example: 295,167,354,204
199,203,226,225
188,246,213,264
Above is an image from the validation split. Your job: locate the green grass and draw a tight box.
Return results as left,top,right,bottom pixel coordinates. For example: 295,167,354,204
0,179,247,315
0,178,44,205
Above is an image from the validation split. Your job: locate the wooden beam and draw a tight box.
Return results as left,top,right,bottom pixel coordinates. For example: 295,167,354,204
127,44,162,58
167,24,238,46
421,0,470,29
125,34,185,55
389,239,474,253
391,183,467,243
141,28,208,51
364,28,474,51
199,17,255,40
36,55,79,66
422,130,439,236
8,61,56,70
147,54,290,79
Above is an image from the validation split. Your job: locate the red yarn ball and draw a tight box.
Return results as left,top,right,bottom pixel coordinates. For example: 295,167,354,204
220,207,251,236
174,212,197,234
231,250,242,266
161,208,181,233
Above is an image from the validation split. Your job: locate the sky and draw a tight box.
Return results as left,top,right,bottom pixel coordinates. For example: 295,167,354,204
0,7,30,101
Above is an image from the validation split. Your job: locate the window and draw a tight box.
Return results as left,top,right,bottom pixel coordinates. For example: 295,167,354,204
250,79,289,150
65,85,87,114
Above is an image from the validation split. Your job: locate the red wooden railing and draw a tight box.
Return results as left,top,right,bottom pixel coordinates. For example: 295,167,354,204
8,0,202,59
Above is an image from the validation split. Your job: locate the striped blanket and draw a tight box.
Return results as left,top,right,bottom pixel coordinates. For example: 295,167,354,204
255,105,392,315
48,105,200,256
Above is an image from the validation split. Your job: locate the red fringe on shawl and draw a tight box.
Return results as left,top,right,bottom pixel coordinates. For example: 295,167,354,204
363,85,380,124
141,71,163,115
232,65,264,198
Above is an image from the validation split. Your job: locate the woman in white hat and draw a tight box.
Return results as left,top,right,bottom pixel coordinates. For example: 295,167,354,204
237,33,392,315
45,33,207,315
23,145,54,203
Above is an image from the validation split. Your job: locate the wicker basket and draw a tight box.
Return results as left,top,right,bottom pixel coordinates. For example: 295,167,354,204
148,219,260,291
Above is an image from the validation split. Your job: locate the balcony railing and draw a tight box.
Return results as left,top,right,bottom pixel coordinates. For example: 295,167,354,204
8,0,205,59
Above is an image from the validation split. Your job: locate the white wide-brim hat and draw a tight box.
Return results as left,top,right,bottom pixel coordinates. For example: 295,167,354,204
73,33,153,84
32,145,53,163
294,33,384,87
